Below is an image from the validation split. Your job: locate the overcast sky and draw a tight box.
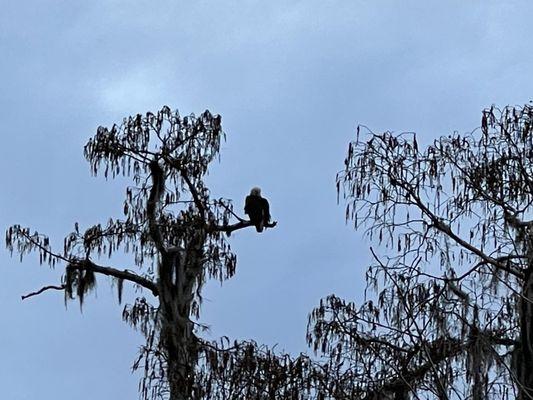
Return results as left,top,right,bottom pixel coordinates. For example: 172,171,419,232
2,1,533,399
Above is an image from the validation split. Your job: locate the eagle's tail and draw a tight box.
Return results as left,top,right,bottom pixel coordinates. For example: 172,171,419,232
255,222,264,233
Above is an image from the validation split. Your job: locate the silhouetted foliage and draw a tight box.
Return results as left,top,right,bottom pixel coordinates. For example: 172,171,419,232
6,106,285,400
319,104,533,399
10,104,533,400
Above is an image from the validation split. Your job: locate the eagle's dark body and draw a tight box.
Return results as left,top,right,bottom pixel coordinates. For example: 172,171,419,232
245,189,271,232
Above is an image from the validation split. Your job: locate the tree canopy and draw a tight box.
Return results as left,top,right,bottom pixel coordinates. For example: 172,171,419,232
6,106,281,399
315,104,533,399
8,104,533,399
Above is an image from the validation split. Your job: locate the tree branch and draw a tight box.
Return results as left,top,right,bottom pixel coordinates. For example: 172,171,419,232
209,220,278,234
16,228,69,263
164,156,213,220
504,211,533,229
217,200,246,223
21,284,65,300
364,332,515,398
147,159,167,255
70,259,158,296
390,174,524,279
179,168,206,217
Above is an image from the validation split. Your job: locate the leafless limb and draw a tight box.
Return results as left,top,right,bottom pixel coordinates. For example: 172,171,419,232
21,284,65,300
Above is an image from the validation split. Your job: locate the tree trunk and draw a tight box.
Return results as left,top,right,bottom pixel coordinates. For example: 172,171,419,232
160,261,197,399
162,317,196,400
515,266,533,400
158,231,206,400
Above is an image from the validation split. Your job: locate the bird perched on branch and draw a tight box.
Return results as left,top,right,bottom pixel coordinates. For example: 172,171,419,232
245,187,271,232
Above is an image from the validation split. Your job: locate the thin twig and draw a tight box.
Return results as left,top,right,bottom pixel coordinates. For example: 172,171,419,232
218,200,246,223
22,284,65,300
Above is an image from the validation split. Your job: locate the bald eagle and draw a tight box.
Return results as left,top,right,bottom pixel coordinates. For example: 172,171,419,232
245,187,271,232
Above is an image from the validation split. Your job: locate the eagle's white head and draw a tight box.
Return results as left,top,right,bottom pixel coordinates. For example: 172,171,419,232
250,187,261,196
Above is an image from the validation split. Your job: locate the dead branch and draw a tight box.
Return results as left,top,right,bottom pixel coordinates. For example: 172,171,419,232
22,284,65,300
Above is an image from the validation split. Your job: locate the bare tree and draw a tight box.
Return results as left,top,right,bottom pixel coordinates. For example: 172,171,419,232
6,106,282,399
306,104,533,399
